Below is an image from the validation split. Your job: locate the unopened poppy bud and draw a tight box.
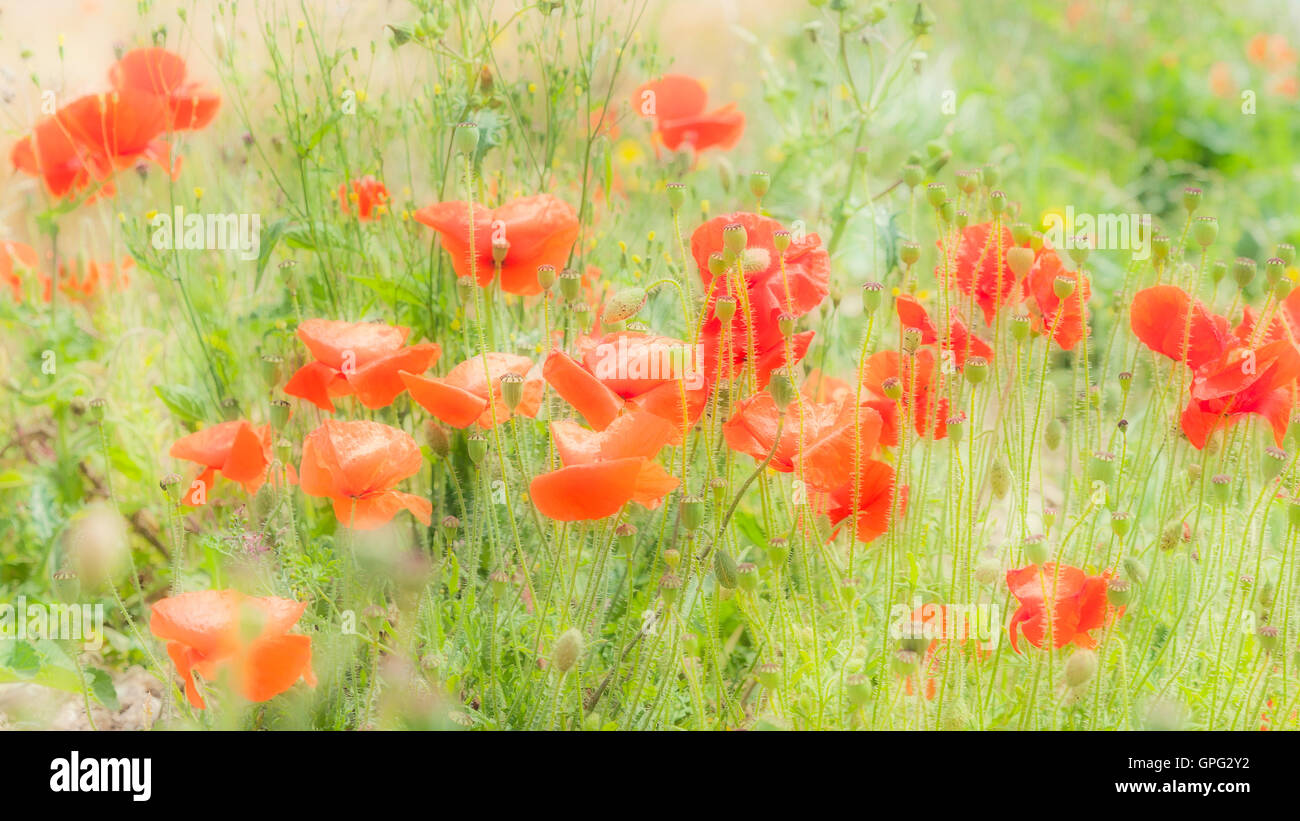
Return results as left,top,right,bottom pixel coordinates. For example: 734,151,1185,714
1023,533,1047,565
1107,578,1132,607
777,311,796,338
1193,216,1218,247
846,673,872,707
767,537,789,566
709,476,727,507
1258,625,1280,654
899,241,921,266
964,356,988,385
749,170,771,200
1232,257,1256,287
660,571,682,605
990,455,1012,500
499,372,525,410
456,275,475,302
1265,257,1286,287
736,562,759,592
862,281,883,314
1010,312,1030,342
675,495,704,536
901,326,923,354
1053,274,1076,300
159,472,183,502
467,433,488,465
1123,556,1148,585
489,568,509,599
666,182,686,211
988,190,1007,215
454,121,480,155
722,222,748,255
768,373,797,411
946,414,965,444
881,377,903,401
975,555,1000,586
1065,648,1098,687
1278,243,1296,266
925,182,947,209
1182,185,1202,213
536,264,556,290
270,399,291,429
755,662,782,689
1090,451,1116,485
1007,246,1034,278
1263,446,1288,480
558,268,581,301
604,286,647,322
553,627,584,673
1045,418,1063,450
1210,473,1231,505
892,649,921,677
902,163,924,188
89,397,107,423
714,548,739,589
491,239,509,265
615,522,637,554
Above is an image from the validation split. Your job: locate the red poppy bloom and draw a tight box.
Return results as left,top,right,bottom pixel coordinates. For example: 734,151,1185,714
894,293,993,370
170,420,272,506
0,241,39,301
150,589,315,709
40,256,134,303
339,176,390,221
1129,285,1235,370
861,349,949,440
900,603,994,700
633,75,744,153
826,459,902,543
722,391,884,492
540,410,680,514
569,331,710,435
284,319,440,412
691,212,830,388
1006,563,1116,651
1181,339,1300,448
1023,247,1090,350
946,221,1018,325
400,352,542,429
11,90,173,200
413,194,580,296
108,47,220,132
299,419,432,530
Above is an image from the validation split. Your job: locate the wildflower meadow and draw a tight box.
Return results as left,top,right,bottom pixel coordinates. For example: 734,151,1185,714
2,0,1300,764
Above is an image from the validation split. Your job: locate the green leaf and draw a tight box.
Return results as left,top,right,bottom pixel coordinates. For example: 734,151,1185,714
85,667,120,711
154,383,209,424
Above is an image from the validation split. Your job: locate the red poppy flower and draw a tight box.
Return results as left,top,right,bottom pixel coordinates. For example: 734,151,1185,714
284,319,440,412
826,459,902,543
400,352,542,429
170,420,272,506
1023,247,1090,350
11,90,173,200
722,391,884,491
1129,285,1236,371
633,75,744,153
894,293,993,370
339,176,390,221
692,212,829,387
861,349,949,440
299,419,432,530
900,603,994,700
1006,563,1116,651
413,194,580,296
571,331,710,434
1181,339,1300,448
40,256,133,303
150,589,315,709
946,221,1018,325
540,410,680,515
0,241,39,301
108,47,220,131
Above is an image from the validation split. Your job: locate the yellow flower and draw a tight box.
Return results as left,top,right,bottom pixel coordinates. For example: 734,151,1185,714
193,187,204,200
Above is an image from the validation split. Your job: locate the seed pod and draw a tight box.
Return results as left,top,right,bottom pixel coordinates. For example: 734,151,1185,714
558,268,582,301
1123,556,1148,585
1065,648,1098,687
1182,186,1202,213
1211,260,1228,285
899,241,921,266
1107,578,1132,607
270,399,291,429
615,522,637,555
773,230,792,253
1110,510,1131,538
666,182,686,211
989,190,1007,215
846,673,872,708
1023,534,1047,565
1263,446,1288,480
736,562,759,592
892,649,921,677
1278,243,1296,266
1053,274,1076,300
722,222,748,255
714,548,739,589
454,121,479,155
552,627,584,673
1258,625,1280,654
1192,216,1218,248
1232,257,1257,288
456,275,475,302
709,477,727,507
499,372,525,410
902,326,923,354
714,294,737,323
1007,246,1034,278
925,182,947,209
489,569,509,599
679,495,705,532
467,433,488,465
1210,473,1231,506
767,537,789,567
946,414,965,445
768,373,797,412
899,620,931,656
749,170,771,200
441,515,460,538
660,571,682,606
902,163,924,188
1090,451,1116,485
1151,234,1170,261
756,662,782,689
1010,312,1030,342
964,356,988,385
990,454,1012,500
536,264,557,291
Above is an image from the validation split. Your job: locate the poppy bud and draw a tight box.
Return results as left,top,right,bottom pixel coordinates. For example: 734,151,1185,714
756,662,782,689
1118,370,1133,392
559,268,581,301
892,649,921,677
767,537,789,566
902,326,923,354
1053,274,1076,300
489,568,509,599
456,275,474,302
749,170,771,200
990,455,1012,500
1263,446,1287,480
1182,186,1202,213
778,311,796,338
925,182,947,209
1266,257,1286,287
1210,473,1231,506
1023,533,1047,565
722,222,748,255
604,287,647,323
1045,418,1063,450
89,397,107,423
1232,257,1256,288
160,472,183,502
467,433,488,465
773,230,792,253
1123,556,1148,585
454,121,480,155
536,264,556,291
862,281,883,314
1090,451,1116,485
1258,625,1280,654
899,241,921,266
552,627,584,673
679,495,705,533
270,399,291,429
666,182,686,211
663,548,681,569
964,356,988,385
1107,578,1132,607
1065,649,1098,687
881,377,903,400
846,673,872,707
660,571,682,605
989,190,1007,215
714,548,739,589
710,476,728,506
615,522,637,555
736,562,759,592
1007,246,1034,278
1278,243,1296,266
713,294,737,324
768,373,797,411
1193,216,1218,248
902,163,924,188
